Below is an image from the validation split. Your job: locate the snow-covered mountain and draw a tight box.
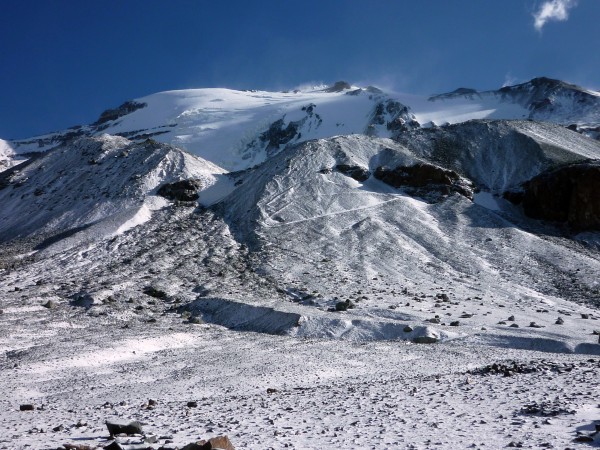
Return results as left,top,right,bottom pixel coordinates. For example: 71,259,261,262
6,82,417,172
1,78,600,449
5,77,599,174
424,77,600,127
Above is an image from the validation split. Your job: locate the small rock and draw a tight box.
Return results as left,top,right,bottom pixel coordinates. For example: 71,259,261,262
197,435,235,450
266,388,278,394
335,300,355,312
555,317,565,325
63,444,100,450
19,404,35,411
510,323,520,328
181,435,236,450
187,401,198,408
43,300,57,309
450,321,460,327
508,315,515,321
581,313,590,319
403,325,413,332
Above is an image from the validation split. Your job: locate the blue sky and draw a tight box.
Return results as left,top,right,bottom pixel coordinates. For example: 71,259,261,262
1,0,599,139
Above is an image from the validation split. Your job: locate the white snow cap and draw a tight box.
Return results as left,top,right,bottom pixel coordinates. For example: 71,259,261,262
533,0,578,31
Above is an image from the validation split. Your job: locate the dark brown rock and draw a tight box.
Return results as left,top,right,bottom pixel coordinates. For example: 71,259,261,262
182,436,235,450
521,161,600,230
374,163,473,199
105,420,143,437
335,164,370,182
157,179,202,202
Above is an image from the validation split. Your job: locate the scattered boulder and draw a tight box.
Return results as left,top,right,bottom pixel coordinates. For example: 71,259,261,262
19,404,34,411
105,420,143,437
521,400,575,417
181,436,235,450
188,315,204,324
411,326,440,344
157,179,202,202
143,285,168,299
574,435,595,443
335,300,355,311
70,290,108,308
43,300,57,309
521,161,600,230
62,444,98,450
103,442,125,450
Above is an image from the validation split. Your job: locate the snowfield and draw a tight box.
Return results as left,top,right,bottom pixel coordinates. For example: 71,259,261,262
1,79,600,450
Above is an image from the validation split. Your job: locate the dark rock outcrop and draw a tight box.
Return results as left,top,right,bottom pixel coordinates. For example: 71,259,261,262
324,81,352,93
335,164,370,182
374,162,473,200
521,161,600,230
367,99,419,137
429,87,478,101
261,119,299,149
95,101,147,125
157,179,202,202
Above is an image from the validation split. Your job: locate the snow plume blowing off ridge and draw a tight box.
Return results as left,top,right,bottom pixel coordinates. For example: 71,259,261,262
533,0,578,31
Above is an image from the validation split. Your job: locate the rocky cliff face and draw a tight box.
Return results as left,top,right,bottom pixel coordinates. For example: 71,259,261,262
522,161,600,230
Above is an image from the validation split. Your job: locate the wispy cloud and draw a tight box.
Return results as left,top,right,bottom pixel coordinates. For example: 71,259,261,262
502,73,519,88
533,0,578,32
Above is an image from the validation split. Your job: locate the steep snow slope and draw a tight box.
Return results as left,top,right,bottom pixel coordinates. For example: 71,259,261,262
0,135,226,244
9,84,416,171
0,138,22,171
218,135,600,348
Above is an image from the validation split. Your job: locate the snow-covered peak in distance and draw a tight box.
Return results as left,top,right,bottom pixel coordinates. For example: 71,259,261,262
413,76,600,127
